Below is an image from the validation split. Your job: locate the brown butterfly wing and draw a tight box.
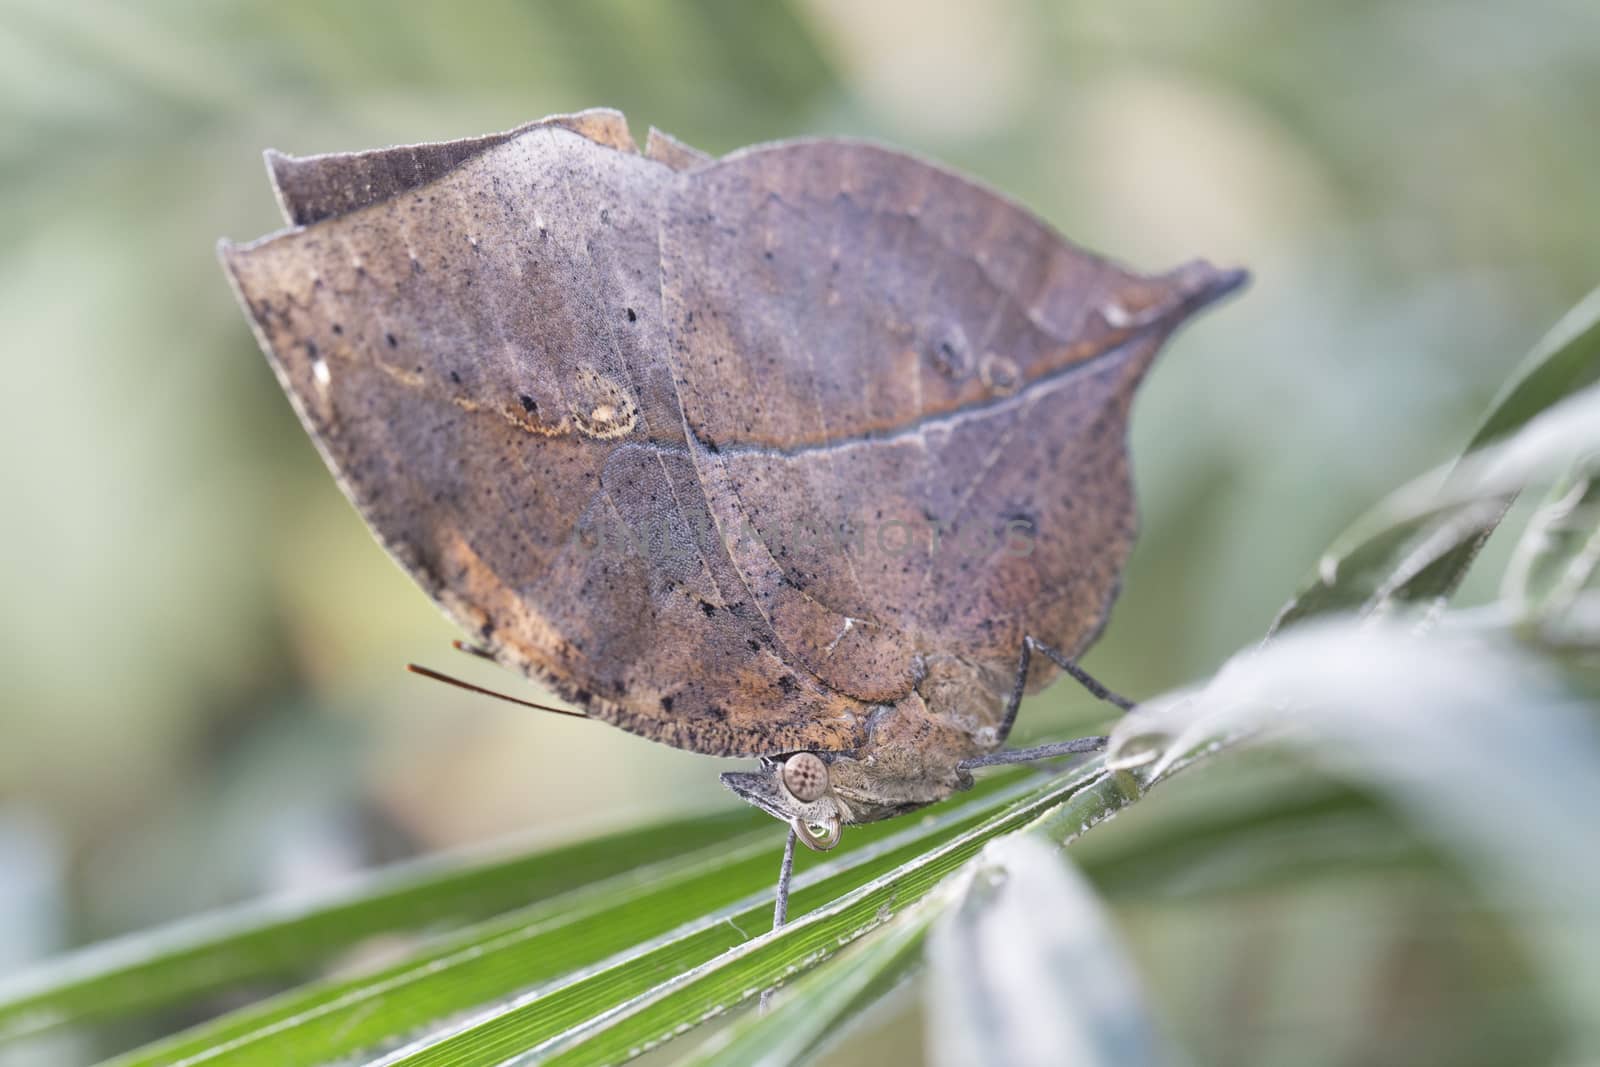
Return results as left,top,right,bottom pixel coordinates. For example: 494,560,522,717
222,117,869,757
223,115,1238,758
660,141,1240,711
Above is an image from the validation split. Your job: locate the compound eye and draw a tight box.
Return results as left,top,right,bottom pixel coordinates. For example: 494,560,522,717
781,752,829,802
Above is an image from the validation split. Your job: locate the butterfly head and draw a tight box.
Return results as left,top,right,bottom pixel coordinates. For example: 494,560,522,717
721,746,960,851
721,752,846,850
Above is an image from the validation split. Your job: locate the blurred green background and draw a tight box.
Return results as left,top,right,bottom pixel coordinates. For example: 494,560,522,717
3,0,1598,1063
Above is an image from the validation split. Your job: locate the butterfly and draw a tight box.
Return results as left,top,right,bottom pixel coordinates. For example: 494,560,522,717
220,108,1245,919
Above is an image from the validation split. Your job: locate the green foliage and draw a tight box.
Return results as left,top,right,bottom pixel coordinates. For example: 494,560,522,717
0,813,765,1042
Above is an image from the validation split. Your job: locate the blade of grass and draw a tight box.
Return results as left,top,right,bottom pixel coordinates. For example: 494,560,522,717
0,810,764,1043
1275,381,1600,634
107,771,1037,1067
107,827,779,1067
1276,283,1600,629
682,889,941,1067
385,759,1149,1067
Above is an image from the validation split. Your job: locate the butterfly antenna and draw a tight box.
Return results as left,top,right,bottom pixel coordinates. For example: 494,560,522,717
405,663,588,719
451,639,496,661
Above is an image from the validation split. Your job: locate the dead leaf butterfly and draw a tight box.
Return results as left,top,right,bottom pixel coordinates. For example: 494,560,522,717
220,109,1246,916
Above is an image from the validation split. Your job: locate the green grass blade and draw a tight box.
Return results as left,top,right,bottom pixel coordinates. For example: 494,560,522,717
390,761,1144,1067
683,894,940,1067
1275,284,1600,629
106,827,777,1067
107,772,1036,1067
0,811,764,1043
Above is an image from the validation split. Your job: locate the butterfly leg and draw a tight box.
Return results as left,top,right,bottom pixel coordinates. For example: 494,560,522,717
959,735,1106,770
760,827,800,1010
994,635,1135,744
965,637,1129,771
771,826,797,930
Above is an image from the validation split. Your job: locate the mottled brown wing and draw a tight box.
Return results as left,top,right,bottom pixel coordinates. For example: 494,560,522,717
221,115,868,757
224,115,1238,758
660,141,1241,710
